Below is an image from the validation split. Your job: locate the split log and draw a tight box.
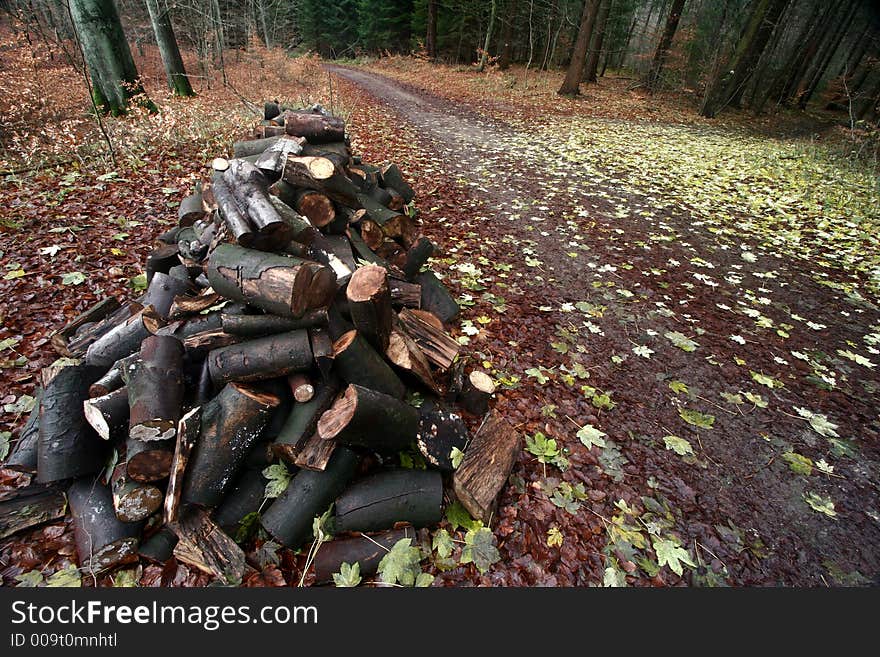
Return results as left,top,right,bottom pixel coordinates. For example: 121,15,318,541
346,226,387,268
84,307,164,369
68,478,142,575
309,327,334,379
50,297,120,356
164,406,200,524
459,370,495,415
146,243,181,285
128,335,185,442
416,271,460,323
167,290,221,321
0,484,67,540
182,329,241,357
317,384,419,451
282,156,360,207
294,189,336,227
36,363,108,483
126,435,173,483
111,464,163,523
312,528,415,584
255,124,286,138
386,330,439,394
4,388,41,472
389,277,421,309
182,384,280,508
444,357,467,404
335,469,443,533
211,173,253,247
269,195,319,245
221,310,327,337
452,411,521,523
288,373,315,403
172,506,246,585
283,111,345,143
225,159,293,249
234,136,280,158
65,301,142,358
402,237,435,281
207,329,312,385
309,234,357,283
416,403,469,471
138,526,178,563
212,467,268,539
379,163,415,204
293,432,338,471
359,218,385,251
332,330,406,399
273,378,340,464
178,192,207,227
141,272,192,320
260,446,360,549
255,136,304,177
346,265,393,352
83,387,129,441
206,244,336,318
398,308,460,370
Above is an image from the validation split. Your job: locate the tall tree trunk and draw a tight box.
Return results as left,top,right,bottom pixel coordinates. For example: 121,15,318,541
797,0,858,109
643,0,685,92
477,0,497,71
614,3,640,70
69,0,156,115
426,0,438,60
256,0,271,49
145,0,194,97
558,0,600,95
584,0,612,82
700,0,791,118
779,0,841,105
498,0,515,70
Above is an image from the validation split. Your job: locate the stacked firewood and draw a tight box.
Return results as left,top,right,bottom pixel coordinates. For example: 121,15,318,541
0,104,520,586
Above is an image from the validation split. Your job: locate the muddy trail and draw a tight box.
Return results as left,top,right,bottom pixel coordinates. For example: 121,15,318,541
328,65,880,586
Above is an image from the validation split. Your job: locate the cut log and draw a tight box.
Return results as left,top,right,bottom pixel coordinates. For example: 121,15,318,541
37,362,108,483
369,185,393,208
126,434,173,483
84,306,164,369
335,469,443,533
128,335,185,442
332,330,406,399
309,234,357,283
389,277,421,309
402,237,435,281
4,387,41,472
283,111,345,143
88,352,137,398
264,101,281,120
317,383,419,451
309,326,334,380
182,384,280,508
65,301,142,358
167,290,220,320
379,163,415,204
312,528,415,584
234,136,280,158
386,188,405,211
269,195,319,245
294,189,336,227
68,478,142,575
282,156,359,207
207,243,335,318
224,159,294,250
294,432,338,471
416,403,469,471
146,243,181,285
359,218,384,251
386,330,439,394
398,308,460,370
452,411,521,523
347,226,387,268
221,310,327,338
141,272,192,321
138,526,178,563
50,297,121,356
111,464,163,523
0,484,67,540
416,271,460,323
255,124,286,138
178,192,207,227
83,387,129,441
357,192,412,242
164,406,200,524
211,173,253,247
207,329,312,385
255,136,305,177
347,265,393,353
288,373,315,403
260,446,359,549
273,378,340,464
211,467,268,539
196,358,213,405
301,140,351,166
172,506,246,585
157,225,184,244
459,370,496,415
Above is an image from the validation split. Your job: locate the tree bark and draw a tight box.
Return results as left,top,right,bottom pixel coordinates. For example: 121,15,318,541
145,0,194,97
416,271,460,323
317,383,420,451
643,0,685,92
83,386,129,441
313,528,416,584
207,329,312,384
558,0,600,95
477,0,498,72
585,0,612,83
0,484,67,540
346,265,393,352
331,330,406,399
335,469,443,534
127,335,184,442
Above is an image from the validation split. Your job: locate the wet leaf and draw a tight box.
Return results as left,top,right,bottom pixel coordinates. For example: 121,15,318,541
333,562,362,587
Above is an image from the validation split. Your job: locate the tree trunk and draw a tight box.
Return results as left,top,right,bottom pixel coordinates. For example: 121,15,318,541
585,0,613,83
797,0,858,109
426,0,438,59
172,507,245,584
0,484,67,540
477,0,498,72
207,329,312,384
145,0,194,97
643,0,685,92
127,335,184,442
559,0,600,95
68,0,156,115
498,0,515,70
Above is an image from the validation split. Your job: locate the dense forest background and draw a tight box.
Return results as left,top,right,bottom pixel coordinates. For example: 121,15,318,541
2,0,879,122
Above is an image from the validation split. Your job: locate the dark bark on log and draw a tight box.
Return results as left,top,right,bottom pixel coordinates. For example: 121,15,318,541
416,271,460,323
335,469,443,533
234,135,280,158
68,478,142,575
167,264,194,285
5,387,41,472
269,195,319,246
182,330,241,358
309,327,334,380
283,111,345,143
273,377,340,464
196,358,213,405
308,234,356,283
346,265,393,352
369,185,393,207
386,330,439,394
221,310,327,337
225,159,293,250
212,467,267,539
0,484,67,539
171,506,246,585
452,411,521,523
389,277,421,309
146,243,181,285
178,192,207,227
207,329,312,384
312,527,415,584
138,526,178,563
164,406,200,524
260,446,359,549
50,297,121,356
255,124,286,138
398,308,460,370
37,363,108,483
357,193,413,243
88,352,138,398
332,330,406,399
128,335,185,442
207,244,335,318
264,101,281,120
84,307,164,369
211,173,253,247
386,188,405,211
141,272,192,320
346,226,386,267
282,156,360,207
65,301,142,358
157,225,184,244
182,384,280,508
83,386,129,441
402,237,435,281
157,312,224,342
295,189,336,227
126,434,173,483
255,136,305,178
318,383,419,451
416,403,469,470
459,370,495,416
379,163,415,203
112,464,163,523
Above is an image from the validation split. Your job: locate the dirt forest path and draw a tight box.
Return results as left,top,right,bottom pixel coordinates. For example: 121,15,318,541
328,65,880,586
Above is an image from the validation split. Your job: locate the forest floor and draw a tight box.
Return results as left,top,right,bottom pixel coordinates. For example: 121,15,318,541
1,27,879,586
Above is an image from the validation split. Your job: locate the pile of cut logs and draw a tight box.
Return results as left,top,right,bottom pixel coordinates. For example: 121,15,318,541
0,103,520,586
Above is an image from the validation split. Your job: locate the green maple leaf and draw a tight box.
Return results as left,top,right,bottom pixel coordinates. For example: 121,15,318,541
750,370,781,388
782,452,813,475
603,566,627,587
743,391,768,408
377,538,423,586
665,331,698,352
525,367,550,384
652,537,695,576
678,407,715,429
836,349,875,369
262,463,292,498
668,380,689,395
663,435,694,456
433,528,455,558
46,565,82,588
130,273,148,291
450,446,464,469
577,424,607,449
804,492,837,518
112,568,141,587
809,414,839,438
415,572,435,587
15,570,44,587
4,395,35,415
445,501,481,532
460,527,500,573
61,271,86,286
333,562,362,587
